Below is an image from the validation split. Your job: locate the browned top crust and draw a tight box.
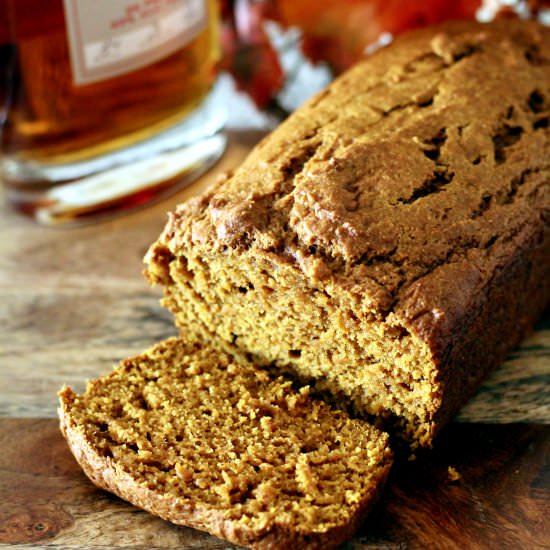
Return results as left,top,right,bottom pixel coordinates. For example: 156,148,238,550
156,19,550,343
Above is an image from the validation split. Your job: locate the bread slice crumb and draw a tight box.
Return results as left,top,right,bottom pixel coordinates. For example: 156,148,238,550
59,337,392,550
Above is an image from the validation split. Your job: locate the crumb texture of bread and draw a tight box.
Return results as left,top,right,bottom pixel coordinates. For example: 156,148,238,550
145,20,550,447
58,338,392,550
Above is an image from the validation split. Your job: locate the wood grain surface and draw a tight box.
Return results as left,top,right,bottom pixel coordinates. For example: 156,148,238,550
1,131,549,549
0,419,547,549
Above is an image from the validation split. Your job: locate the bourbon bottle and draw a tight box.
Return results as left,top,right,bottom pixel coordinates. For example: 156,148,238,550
0,0,226,224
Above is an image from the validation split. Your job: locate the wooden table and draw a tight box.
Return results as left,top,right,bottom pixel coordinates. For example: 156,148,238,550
0,131,548,549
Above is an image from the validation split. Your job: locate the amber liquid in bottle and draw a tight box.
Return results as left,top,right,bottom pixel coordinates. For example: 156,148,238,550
0,0,225,223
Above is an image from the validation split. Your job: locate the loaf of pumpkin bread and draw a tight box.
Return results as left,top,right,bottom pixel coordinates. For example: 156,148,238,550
59,338,392,550
145,20,550,448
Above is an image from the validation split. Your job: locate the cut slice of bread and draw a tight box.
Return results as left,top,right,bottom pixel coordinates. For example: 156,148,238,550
59,337,392,550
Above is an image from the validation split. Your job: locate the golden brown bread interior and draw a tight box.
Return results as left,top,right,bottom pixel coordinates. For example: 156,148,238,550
145,19,550,447
59,337,392,550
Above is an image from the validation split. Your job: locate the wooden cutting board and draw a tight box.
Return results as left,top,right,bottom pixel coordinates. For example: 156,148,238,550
0,419,548,549
0,131,548,549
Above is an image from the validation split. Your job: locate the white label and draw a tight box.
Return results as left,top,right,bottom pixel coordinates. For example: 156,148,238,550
63,0,207,85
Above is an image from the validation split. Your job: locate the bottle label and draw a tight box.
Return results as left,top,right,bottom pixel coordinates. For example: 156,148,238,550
62,0,207,85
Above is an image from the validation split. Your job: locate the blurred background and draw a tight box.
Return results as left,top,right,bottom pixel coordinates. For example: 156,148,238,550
219,0,550,128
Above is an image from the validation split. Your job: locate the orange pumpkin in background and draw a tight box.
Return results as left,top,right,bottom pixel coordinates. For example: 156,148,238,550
271,0,481,70
220,0,550,109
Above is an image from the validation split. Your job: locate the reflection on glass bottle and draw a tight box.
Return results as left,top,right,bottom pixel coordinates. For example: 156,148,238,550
0,0,226,225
